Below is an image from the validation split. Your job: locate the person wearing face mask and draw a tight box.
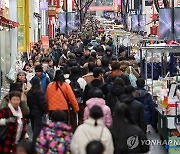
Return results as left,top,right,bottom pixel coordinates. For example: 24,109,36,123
0,91,27,153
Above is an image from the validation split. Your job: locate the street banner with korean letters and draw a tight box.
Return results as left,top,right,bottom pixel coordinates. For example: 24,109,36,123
42,36,49,49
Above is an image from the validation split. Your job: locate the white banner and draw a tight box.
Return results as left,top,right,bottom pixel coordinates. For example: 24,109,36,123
34,0,40,13
67,0,72,12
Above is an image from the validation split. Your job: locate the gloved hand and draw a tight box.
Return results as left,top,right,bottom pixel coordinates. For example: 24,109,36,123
5,117,16,124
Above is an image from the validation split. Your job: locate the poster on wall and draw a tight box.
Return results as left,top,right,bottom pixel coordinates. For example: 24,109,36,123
145,0,153,6
67,12,75,33
174,8,180,40
58,12,66,34
139,15,146,32
42,36,49,49
159,8,173,40
131,15,139,32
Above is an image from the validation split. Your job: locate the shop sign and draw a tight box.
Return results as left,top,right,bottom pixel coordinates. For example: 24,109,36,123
48,5,56,16
116,0,121,6
42,36,49,49
129,9,138,15
40,2,48,11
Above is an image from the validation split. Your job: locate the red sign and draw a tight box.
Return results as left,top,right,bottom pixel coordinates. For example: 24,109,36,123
178,0,180,7
42,36,49,49
158,0,164,8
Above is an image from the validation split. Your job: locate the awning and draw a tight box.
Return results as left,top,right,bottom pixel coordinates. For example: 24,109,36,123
0,16,19,28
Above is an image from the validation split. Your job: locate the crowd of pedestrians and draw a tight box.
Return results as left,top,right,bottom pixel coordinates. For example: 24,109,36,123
0,18,155,154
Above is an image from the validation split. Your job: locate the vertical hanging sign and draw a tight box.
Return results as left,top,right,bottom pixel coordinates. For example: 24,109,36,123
178,0,180,7
42,36,49,49
67,0,72,12
158,0,164,8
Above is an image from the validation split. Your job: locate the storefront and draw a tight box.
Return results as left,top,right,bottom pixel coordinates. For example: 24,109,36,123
0,0,18,86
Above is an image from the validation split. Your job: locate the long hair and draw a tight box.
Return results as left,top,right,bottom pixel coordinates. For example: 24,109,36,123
30,83,42,93
111,102,134,154
53,70,65,90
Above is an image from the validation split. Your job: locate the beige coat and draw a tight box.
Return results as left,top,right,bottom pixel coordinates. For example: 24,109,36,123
71,118,114,154
21,82,31,102
83,73,94,84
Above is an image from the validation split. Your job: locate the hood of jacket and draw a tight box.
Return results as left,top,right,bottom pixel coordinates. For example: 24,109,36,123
135,88,148,97
86,98,106,108
119,94,134,104
111,85,125,96
111,85,124,96
109,70,123,78
40,72,47,79
45,121,71,132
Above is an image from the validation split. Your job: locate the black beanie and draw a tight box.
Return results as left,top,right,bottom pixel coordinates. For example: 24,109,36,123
119,46,127,53
35,64,43,72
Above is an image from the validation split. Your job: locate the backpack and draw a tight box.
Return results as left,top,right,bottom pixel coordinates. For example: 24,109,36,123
70,79,83,103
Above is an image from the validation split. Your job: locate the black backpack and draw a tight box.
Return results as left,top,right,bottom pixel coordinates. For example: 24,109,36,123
70,79,84,103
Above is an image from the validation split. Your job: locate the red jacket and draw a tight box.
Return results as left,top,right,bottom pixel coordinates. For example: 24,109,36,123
0,107,26,153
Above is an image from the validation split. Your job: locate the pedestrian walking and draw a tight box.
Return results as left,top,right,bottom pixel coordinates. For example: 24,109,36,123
27,76,47,146
35,110,72,153
110,103,149,154
0,91,27,153
46,70,79,129
71,105,114,154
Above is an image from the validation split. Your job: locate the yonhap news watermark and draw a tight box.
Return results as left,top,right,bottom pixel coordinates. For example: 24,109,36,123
127,135,180,149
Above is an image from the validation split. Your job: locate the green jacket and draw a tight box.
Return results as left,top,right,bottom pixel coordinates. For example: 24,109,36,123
0,95,30,116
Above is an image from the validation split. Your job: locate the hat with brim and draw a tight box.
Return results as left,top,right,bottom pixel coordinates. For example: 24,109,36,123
17,70,27,76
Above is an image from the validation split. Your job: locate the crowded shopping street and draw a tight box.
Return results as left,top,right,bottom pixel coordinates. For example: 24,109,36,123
0,0,180,154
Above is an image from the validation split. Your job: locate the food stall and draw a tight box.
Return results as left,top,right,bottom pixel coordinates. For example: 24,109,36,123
141,45,180,153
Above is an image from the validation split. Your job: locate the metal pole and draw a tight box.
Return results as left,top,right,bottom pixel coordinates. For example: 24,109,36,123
66,0,68,34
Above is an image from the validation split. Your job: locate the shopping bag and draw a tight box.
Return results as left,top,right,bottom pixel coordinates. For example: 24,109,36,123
129,66,137,87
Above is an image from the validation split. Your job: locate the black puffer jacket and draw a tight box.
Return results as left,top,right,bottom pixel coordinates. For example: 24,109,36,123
27,90,47,116
107,86,146,132
111,123,149,154
106,85,124,113
120,94,146,132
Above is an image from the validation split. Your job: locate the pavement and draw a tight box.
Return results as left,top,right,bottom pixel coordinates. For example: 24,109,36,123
147,127,168,154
